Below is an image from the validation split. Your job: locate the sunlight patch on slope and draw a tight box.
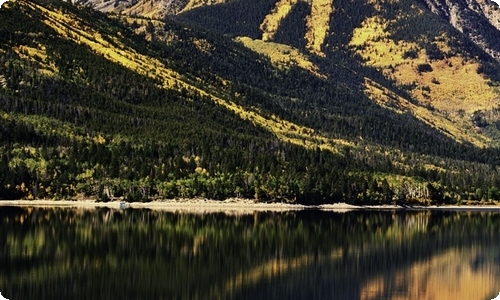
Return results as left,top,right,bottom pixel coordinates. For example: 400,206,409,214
259,0,335,56
235,36,325,78
305,0,334,57
394,54,497,115
218,100,353,153
350,16,416,67
1,111,96,144
260,0,299,41
12,45,58,76
180,0,228,13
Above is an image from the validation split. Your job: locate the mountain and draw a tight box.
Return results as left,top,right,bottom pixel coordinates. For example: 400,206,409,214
67,0,214,18
175,0,500,144
1,0,500,204
421,0,500,61
75,0,500,59
76,0,500,145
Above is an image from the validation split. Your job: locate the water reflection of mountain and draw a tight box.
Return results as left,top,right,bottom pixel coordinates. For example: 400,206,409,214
361,248,500,300
0,208,499,299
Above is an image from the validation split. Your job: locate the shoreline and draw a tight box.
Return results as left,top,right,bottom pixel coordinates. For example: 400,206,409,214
1,199,500,213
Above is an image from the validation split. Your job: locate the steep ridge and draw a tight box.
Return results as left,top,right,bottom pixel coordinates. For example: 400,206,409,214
420,0,500,60
69,0,235,18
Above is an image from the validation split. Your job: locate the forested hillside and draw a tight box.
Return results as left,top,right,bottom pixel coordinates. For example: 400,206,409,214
176,0,500,145
1,0,500,204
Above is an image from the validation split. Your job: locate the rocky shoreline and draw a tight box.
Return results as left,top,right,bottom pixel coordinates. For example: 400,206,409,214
1,199,500,213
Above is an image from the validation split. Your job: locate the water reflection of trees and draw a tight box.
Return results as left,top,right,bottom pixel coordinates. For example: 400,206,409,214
0,208,500,299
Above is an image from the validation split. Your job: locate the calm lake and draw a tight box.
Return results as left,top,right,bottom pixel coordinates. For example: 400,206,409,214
0,207,500,300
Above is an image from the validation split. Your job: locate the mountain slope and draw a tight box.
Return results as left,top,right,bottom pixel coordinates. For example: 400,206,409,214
2,0,500,204
174,0,500,147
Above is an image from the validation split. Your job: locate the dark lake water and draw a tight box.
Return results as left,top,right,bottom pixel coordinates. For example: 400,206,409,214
1,207,500,300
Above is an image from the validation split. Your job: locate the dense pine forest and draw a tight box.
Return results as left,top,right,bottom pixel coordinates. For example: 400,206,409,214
1,0,500,204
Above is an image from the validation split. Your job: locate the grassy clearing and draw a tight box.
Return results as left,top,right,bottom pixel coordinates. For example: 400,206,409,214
394,55,497,114
390,52,499,147
235,36,324,77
